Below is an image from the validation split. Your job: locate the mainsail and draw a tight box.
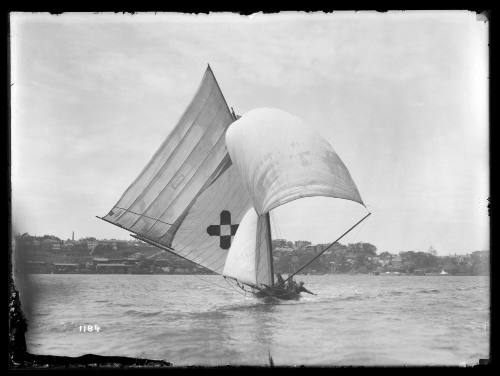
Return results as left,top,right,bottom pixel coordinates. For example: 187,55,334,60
101,66,252,274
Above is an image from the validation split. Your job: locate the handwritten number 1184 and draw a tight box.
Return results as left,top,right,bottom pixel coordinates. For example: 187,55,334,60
79,325,100,333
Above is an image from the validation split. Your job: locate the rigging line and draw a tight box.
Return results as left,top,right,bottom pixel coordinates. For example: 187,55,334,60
338,219,364,248
170,162,247,248
182,242,227,273
153,162,235,243
175,207,238,265
139,212,226,273
345,215,368,243
174,168,247,253
154,192,245,268
271,211,282,240
113,207,175,226
137,242,232,292
174,215,230,258
265,212,275,286
207,64,236,123
152,129,235,242
133,101,230,234
345,207,371,244
144,140,229,239
226,276,262,296
131,231,229,279
130,233,221,275
224,277,249,298
269,211,276,237
118,80,220,224
192,273,235,293
201,248,231,273
284,212,372,283
110,69,218,220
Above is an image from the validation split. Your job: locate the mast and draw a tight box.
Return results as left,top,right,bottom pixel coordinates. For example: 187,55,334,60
264,212,274,287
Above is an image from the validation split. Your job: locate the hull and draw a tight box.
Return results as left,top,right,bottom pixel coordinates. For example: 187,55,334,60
253,287,301,301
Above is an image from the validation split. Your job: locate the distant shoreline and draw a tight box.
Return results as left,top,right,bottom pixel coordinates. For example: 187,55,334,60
14,234,489,277
23,272,488,276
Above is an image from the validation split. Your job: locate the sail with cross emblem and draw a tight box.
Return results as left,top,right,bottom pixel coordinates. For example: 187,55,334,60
100,66,252,274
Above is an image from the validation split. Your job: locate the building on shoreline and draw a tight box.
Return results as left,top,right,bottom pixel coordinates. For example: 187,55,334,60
13,233,489,276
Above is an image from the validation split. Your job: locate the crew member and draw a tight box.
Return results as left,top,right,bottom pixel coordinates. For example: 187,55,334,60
295,281,315,295
275,273,285,288
285,277,297,292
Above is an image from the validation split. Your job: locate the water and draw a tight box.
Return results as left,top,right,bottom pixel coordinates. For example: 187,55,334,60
20,274,489,366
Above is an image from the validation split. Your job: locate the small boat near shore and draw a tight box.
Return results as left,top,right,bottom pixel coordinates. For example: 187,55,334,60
424,269,450,276
381,271,404,276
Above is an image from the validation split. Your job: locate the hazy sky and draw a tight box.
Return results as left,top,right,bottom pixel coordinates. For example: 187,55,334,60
11,11,489,254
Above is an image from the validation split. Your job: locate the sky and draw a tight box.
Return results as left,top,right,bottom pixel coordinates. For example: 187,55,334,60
10,11,489,254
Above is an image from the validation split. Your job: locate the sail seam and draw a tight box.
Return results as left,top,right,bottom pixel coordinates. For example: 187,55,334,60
206,65,235,124
123,84,221,227
112,69,216,222
161,177,248,273
156,153,233,243
139,105,231,236
130,233,223,274
113,206,174,226
172,173,246,255
100,212,227,274
173,185,244,267
266,191,365,214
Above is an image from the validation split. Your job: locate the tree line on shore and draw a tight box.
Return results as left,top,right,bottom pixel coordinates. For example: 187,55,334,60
12,233,489,276
273,242,488,276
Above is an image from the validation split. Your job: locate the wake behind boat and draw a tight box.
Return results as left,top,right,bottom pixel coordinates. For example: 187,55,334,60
98,65,370,301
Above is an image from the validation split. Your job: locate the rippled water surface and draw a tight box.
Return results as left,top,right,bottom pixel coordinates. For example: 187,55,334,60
20,274,489,366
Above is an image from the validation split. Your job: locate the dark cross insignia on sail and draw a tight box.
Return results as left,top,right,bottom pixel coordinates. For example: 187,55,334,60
206,210,239,250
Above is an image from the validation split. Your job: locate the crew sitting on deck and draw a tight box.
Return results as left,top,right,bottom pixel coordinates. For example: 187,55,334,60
285,277,297,291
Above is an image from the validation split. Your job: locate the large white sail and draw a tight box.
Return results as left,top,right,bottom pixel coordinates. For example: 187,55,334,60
102,66,252,274
167,158,252,273
225,107,365,215
222,208,273,286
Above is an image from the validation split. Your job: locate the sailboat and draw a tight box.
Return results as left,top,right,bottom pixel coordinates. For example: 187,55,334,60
99,65,370,300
